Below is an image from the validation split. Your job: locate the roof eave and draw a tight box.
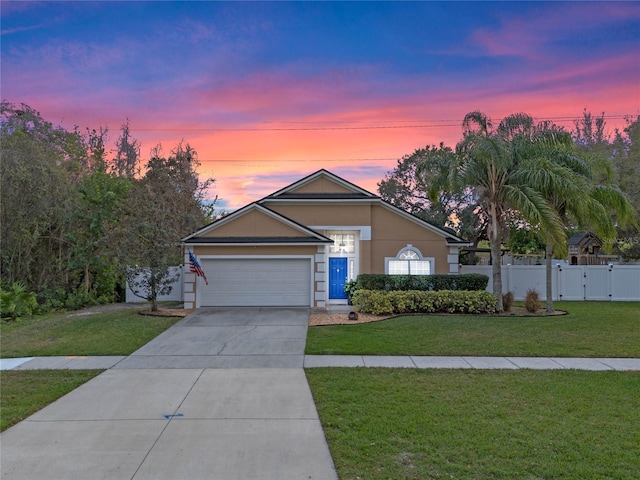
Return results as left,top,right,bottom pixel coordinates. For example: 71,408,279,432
182,241,331,247
267,169,377,198
260,197,378,205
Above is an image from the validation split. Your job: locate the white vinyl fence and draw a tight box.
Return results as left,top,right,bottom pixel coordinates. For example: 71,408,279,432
125,266,183,303
460,264,640,301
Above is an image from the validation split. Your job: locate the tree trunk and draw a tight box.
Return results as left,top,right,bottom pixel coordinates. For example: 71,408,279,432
490,236,503,312
488,203,504,312
150,276,158,312
83,263,90,294
545,239,554,313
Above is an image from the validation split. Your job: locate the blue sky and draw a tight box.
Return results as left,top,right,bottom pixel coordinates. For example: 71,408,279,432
2,1,639,209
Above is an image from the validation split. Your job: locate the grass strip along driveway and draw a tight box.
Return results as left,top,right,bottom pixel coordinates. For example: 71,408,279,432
306,301,640,479
306,302,640,357
1,307,182,358
1,370,103,431
1,307,182,431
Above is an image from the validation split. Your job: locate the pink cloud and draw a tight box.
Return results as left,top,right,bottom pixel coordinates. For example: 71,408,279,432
471,19,541,60
471,3,640,60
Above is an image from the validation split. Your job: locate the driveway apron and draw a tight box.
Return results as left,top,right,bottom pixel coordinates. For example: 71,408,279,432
1,307,338,480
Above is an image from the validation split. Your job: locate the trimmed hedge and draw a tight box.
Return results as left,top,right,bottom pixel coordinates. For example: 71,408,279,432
351,289,499,315
356,273,489,292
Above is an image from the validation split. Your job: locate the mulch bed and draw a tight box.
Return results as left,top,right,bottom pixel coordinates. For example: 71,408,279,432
139,306,566,324
139,308,195,317
309,306,566,326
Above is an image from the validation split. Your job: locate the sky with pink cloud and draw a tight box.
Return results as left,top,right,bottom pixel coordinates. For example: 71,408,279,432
2,1,639,210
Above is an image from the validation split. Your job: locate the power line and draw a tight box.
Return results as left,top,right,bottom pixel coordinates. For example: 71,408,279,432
130,114,636,133
137,124,461,132
199,157,397,163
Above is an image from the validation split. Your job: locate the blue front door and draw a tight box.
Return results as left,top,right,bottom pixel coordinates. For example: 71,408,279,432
329,257,348,299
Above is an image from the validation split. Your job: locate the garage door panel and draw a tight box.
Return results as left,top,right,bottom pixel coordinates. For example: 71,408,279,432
201,258,311,307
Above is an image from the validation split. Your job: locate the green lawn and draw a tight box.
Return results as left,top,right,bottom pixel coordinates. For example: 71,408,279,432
1,370,103,431
1,308,183,358
306,301,640,357
1,307,183,431
306,368,640,480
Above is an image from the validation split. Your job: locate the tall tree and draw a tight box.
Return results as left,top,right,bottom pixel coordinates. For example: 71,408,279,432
72,166,132,299
522,125,599,312
1,102,220,310
111,119,141,178
572,111,640,261
118,142,215,310
510,120,636,312
1,102,83,294
451,112,566,310
378,144,488,262
611,116,640,259
573,109,613,160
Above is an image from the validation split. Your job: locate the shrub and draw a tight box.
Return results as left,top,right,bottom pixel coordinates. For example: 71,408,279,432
62,289,99,311
525,289,541,313
351,289,394,315
343,280,360,302
351,289,498,315
502,291,515,312
0,282,38,321
355,273,489,292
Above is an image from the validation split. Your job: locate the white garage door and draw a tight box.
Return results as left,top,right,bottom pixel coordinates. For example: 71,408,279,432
201,258,312,307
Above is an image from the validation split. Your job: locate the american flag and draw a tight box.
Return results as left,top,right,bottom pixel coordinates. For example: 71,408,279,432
189,251,208,285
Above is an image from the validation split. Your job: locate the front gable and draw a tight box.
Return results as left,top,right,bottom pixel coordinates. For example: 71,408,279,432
266,169,375,199
182,203,331,245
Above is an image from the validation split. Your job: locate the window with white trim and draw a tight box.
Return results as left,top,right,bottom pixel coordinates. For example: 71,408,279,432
386,246,432,275
329,233,355,254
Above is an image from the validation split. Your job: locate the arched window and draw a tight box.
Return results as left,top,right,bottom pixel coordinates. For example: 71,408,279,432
386,246,433,275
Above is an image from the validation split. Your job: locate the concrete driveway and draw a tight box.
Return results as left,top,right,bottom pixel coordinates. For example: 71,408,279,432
116,307,310,369
1,307,338,480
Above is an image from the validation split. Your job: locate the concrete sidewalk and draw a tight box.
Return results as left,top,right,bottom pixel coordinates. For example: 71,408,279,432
3,355,640,371
304,355,640,371
0,308,338,480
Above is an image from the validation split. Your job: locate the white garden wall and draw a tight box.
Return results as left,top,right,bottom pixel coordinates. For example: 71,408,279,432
460,264,640,301
125,266,183,303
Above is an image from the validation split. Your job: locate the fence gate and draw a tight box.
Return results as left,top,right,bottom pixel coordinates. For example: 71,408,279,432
584,265,611,300
557,266,584,300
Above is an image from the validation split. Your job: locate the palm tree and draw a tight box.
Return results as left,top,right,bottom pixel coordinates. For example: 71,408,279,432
452,112,566,311
518,126,594,312
504,121,638,312
530,126,637,312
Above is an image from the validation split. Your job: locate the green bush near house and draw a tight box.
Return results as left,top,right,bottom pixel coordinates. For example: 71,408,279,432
356,273,488,291
352,289,498,315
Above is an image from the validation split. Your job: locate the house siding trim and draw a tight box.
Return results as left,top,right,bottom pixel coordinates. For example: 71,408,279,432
448,247,460,273
310,225,371,241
